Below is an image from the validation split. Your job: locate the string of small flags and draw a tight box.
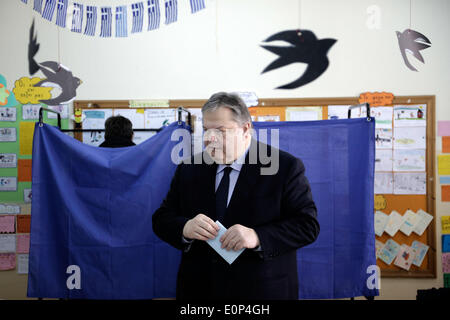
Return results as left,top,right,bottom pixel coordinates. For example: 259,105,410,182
19,0,206,38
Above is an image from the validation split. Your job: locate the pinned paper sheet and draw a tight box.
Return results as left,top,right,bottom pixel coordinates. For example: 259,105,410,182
0,234,16,252
18,159,32,182
206,221,245,265
17,254,28,274
378,239,400,265
385,210,404,237
394,244,416,271
0,215,15,233
16,234,30,254
16,215,31,233
0,253,16,270
0,204,20,214
411,240,429,267
374,211,389,236
442,216,450,234
19,122,35,155
413,209,433,236
375,240,384,258
399,210,419,236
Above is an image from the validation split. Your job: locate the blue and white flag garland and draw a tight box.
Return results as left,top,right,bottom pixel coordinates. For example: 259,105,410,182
100,7,112,38
147,0,160,31
131,2,144,34
22,0,206,37
84,5,96,36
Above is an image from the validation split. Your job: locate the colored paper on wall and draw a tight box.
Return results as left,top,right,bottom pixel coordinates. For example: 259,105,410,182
443,235,450,253
19,122,36,155
440,177,450,184
442,216,450,234
443,137,450,153
443,253,450,273
0,215,15,233
444,273,450,288
443,186,450,202
0,253,16,270
18,159,32,182
16,234,30,254
438,121,450,137
438,155,450,175
0,234,16,252
16,215,31,233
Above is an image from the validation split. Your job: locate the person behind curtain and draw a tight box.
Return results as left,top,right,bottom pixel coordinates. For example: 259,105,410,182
99,115,136,148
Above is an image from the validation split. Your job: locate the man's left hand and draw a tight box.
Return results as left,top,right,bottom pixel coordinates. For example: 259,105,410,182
220,224,260,251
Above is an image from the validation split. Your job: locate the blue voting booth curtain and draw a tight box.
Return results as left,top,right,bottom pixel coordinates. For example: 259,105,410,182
253,118,378,299
28,118,378,299
28,122,188,299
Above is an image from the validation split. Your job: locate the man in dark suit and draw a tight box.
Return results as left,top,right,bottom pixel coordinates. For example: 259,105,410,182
152,92,319,300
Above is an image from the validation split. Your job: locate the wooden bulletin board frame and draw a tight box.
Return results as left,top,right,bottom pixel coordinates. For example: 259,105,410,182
74,95,436,278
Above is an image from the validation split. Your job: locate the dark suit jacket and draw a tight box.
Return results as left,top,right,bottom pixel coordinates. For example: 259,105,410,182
152,141,319,300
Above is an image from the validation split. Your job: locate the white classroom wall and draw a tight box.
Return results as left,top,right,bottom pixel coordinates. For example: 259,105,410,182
1,0,449,299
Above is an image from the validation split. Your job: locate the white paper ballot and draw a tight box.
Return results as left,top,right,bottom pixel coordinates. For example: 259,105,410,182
206,221,245,265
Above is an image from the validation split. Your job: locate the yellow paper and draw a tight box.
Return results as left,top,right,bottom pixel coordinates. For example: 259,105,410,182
438,155,450,175
19,122,35,155
442,216,450,234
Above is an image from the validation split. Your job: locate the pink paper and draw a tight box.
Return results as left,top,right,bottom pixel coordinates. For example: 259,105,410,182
16,234,30,254
0,215,15,233
443,253,450,273
0,253,16,270
438,121,450,137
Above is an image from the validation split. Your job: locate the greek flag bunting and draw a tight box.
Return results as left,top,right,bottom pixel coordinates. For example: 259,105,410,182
41,0,56,21
100,7,112,38
147,0,160,31
190,0,205,13
33,0,43,13
70,3,83,33
55,0,68,27
84,6,97,36
164,0,177,25
131,2,144,33
115,6,128,37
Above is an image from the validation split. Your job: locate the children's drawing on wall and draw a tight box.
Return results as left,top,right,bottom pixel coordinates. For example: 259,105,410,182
261,29,336,89
0,107,17,122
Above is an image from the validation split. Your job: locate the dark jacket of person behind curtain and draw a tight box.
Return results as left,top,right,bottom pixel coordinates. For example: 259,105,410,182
99,115,136,148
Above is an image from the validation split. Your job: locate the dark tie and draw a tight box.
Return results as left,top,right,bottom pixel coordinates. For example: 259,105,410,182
215,166,232,222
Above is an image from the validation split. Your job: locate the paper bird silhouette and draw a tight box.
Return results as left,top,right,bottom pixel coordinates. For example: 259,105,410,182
396,29,431,71
28,20,82,105
261,29,336,89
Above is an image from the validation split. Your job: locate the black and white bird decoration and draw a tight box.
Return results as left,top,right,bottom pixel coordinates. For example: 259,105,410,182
28,20,82,105
396,29,431,71
261,29,337,89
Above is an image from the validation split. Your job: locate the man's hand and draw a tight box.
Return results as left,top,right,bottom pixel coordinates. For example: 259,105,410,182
220,224,260,251
183,214,219,241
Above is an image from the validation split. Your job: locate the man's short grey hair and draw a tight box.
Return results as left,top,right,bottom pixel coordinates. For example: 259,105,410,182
202,92,253,127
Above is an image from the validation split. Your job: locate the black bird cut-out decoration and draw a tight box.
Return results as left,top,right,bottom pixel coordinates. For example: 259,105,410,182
396,29,431,72
28,19,82,105
261,29,337,89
